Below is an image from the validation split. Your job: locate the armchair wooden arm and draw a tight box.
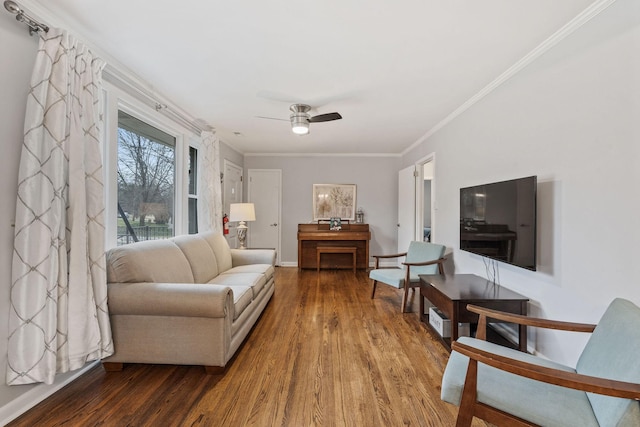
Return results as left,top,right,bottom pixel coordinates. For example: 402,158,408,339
451,340,640,400
371,252,407,268
372,252,407,259
403,257,446,280
403,257,447,268
466,304,596,341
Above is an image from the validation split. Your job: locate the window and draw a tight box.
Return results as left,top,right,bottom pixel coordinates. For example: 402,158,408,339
188,146,198,234
117,111,176,245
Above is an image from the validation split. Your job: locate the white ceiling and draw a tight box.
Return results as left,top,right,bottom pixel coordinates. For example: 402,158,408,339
33,0,594,155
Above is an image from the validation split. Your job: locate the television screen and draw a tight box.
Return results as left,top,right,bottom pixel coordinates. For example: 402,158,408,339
460,176,537,271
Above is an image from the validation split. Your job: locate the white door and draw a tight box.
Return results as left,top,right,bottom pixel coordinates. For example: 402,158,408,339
398,165,417,260
248,169,281,265
223,160,243,248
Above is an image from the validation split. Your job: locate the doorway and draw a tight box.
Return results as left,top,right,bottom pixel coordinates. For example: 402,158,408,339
397,154,436,258
417,154,436,243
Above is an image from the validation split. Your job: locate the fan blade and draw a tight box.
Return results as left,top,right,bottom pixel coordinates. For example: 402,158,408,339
309,112,342,123
255,116,289,122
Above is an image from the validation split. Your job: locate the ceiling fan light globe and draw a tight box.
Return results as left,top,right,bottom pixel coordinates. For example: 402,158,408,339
292,123,309,135
290,114,310,135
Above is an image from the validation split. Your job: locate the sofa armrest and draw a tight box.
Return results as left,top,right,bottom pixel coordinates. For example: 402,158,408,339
108,282,233,318
231,248,276,266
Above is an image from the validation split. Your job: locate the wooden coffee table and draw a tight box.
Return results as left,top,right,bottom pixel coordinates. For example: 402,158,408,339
419,274,529,351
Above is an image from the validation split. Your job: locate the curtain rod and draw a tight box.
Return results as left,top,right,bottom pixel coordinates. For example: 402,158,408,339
4,0,48,35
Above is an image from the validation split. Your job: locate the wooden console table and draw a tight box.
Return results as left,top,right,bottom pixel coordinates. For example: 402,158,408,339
419,274,529,351
298,223,370,270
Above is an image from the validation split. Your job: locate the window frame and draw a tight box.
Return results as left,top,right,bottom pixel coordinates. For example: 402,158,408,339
187,144,200,234
103,81,199,249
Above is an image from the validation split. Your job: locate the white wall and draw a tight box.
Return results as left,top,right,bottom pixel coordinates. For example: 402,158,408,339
403,0,640,365
244,155,400,264
220,140,243,172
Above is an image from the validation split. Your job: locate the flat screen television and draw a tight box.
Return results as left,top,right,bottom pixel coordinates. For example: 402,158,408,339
460,176,537,271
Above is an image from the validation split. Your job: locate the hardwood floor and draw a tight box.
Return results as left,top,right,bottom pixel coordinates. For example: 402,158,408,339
9,268,490,427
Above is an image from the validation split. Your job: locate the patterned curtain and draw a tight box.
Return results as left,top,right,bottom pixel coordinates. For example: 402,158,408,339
198,130,223,233
7,29,113,386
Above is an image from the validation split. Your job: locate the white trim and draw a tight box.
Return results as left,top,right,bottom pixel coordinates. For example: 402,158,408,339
402,0,618,156
104,81,196,248
279,262,298,268
415,153,436,243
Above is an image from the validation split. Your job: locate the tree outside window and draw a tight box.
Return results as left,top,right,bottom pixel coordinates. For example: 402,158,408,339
117,111,175,245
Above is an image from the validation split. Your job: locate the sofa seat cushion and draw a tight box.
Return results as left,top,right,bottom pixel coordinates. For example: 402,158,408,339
442,337,599,427
230,286,253,320
369,268,416,288
225,264,274,280
210,272,268,298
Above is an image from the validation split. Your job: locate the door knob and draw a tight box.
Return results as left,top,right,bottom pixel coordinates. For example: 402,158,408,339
270,223,278,226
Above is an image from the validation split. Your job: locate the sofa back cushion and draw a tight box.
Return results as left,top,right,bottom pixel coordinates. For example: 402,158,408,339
107,239,195,284
173,234,219,282
576,298,640,426
202,231,233,273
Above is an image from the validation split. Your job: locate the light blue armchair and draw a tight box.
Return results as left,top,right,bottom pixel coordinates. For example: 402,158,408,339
369,241,446,313
441,298,640,426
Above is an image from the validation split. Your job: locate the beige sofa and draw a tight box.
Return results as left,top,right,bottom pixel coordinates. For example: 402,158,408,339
102,231,275,373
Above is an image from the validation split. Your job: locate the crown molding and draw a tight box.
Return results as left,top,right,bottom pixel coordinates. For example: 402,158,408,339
244,152,401,158
401,0,618,157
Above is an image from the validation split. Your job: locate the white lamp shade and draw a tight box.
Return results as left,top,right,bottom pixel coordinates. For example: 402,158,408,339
229,203,256,222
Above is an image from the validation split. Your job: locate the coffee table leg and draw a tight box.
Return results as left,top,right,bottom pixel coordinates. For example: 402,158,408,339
519,324,527,352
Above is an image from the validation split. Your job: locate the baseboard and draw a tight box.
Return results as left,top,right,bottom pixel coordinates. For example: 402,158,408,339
279,261,395,268
279,262,297,267
0,361,99,426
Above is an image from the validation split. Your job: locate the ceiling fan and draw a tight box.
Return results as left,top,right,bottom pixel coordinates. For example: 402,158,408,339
259,104,342,135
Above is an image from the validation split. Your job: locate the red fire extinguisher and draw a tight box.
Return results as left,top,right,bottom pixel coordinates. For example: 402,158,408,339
223,214,229,235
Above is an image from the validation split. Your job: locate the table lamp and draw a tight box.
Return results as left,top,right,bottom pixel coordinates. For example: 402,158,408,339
229,203,255,249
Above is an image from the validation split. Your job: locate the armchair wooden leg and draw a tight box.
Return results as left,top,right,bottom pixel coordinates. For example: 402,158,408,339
456,359,479,427
371,280,378,299
401,286,409,313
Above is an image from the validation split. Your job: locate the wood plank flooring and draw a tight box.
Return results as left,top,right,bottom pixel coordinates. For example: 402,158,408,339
9,268,490,427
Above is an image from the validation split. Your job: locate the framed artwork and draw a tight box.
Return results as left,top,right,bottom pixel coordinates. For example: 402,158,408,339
313,184,356,221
